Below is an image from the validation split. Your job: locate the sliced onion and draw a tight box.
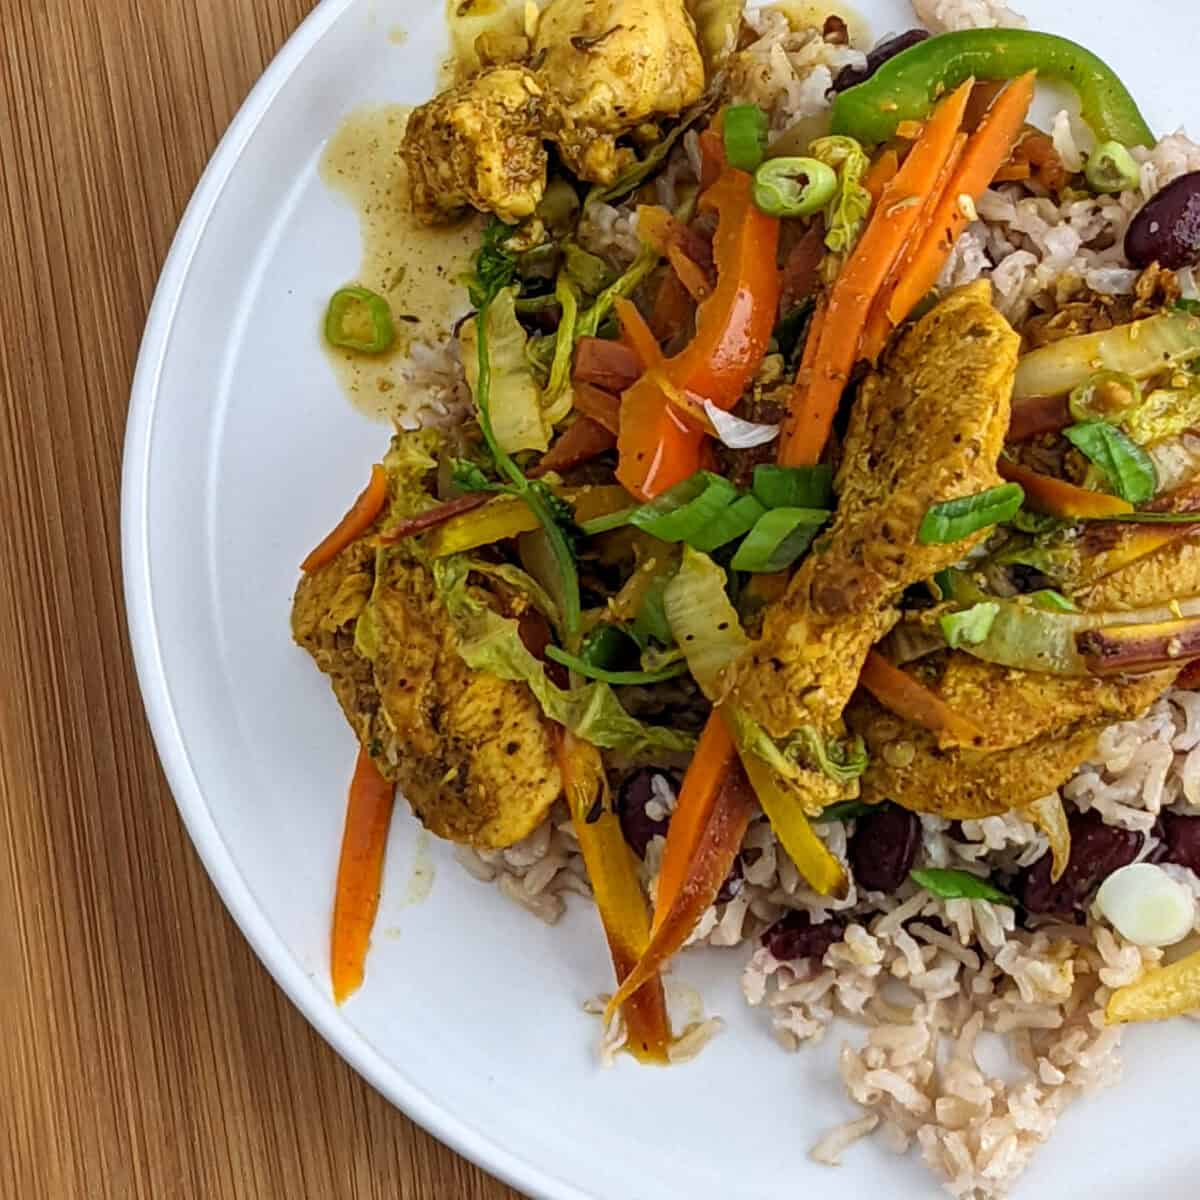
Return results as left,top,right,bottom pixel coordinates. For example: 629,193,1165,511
1026,794,1071,883
703,400,780,449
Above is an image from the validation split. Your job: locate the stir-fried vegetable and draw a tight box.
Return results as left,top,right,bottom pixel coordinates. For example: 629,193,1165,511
830,29,1154,147
325,285,396,354
858,650,985,745
940,602,1000,649
999,460,1132,519
302,464,389,572
1068,370,1142,424
663,546,749,700
727,706,868,790
1026,794,1072,883
729,507,830,572
545,646,688,685
752,157,838,218
1077,615,1200,675
331,749,396,1004
1064,421,1158,503
1106,946,1200,1024
751,464,834,510
910,866,1015,905
918,483,1025,543
807,135,873,254
1013,311,1200,400
559,733,672,1062
723,104,769,172
1086,140,1141,193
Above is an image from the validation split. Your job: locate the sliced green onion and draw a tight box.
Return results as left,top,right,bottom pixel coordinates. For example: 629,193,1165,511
730,507,830,572
580,624,641,672
940,602,1000,649
579,506,638,536
1085,140,1140,194
628,471,740,542
752,157,838,218
918,484,1024,544
324,286,396,354
1068,370,1141,424
1064,421,1158,503
545,645,687,685
1031,589,1079,612
752,463,834,510
910,867,1015,906
689,494,767,552
723,104,770,172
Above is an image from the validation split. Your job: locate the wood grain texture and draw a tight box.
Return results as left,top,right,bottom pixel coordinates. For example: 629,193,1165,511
0,4,522,1197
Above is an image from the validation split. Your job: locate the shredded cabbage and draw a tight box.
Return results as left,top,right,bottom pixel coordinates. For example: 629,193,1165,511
433,557,694,757
807,135,872,255
726,706,868,789
663,546,749,700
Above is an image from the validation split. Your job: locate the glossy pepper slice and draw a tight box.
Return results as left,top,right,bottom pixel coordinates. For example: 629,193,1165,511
325,285,396,354
831,29,1154,148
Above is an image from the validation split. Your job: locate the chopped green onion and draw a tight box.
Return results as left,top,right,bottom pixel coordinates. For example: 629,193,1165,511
1068,370,1141,424
917,484,1025,544
818,800,875,822
628,471,740,542
580,624,640,672
545,645,687,685
1064,421,1158,503
910,867,1015,906
730,507,830,572
940,602,1000,649
579,506,638,536
1031,589,1079,612
1085,140,1141,194
752,157,838,218
723,104,770,172
324,286,396,354
689,494,767,552
752,463,834,510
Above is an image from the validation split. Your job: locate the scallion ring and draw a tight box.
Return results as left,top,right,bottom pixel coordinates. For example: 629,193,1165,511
752,157,838,218
723,104,770,173
1085,140,1141,194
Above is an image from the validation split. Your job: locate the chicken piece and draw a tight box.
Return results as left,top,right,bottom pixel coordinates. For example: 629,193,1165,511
730,282,1020,746
847,656,1174,818
292,542,561,848
1077,534,1200,612
401,66,548,224
534,0,706,183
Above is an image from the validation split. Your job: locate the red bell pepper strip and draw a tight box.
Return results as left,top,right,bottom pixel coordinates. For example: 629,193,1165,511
617,169,781,499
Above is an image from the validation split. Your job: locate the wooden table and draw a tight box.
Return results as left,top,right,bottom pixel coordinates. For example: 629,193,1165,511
0,5,521,1196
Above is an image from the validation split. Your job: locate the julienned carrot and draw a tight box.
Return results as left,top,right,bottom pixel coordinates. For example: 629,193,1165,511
859,130,967,362
603,755,757,1030
559,732,672,1063
614,296,665,371
650,713,737,935
668,245,713,301
885,72,1036,327
331,749,396,1004
302,464,388,572
998,459,1134,518
859,650,985,748
863,147,899,201
778,79,974,467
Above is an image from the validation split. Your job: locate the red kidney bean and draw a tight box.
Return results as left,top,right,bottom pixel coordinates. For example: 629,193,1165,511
616,768,678,858
849,805,922,893
1159,812,1200,875
762,910,846,963
831,30,930,94
1019,810,1144,914
1125,170,1200,269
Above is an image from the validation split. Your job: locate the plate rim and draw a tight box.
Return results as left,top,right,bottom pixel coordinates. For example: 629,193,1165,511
119,3,583,1196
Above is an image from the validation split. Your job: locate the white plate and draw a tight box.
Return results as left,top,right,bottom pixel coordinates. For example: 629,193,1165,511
123,3,1200,1196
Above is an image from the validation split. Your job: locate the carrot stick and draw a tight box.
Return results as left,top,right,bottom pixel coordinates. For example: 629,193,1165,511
559,732,672,1062
885,71,1036,327
614,296,664,371
859,650,985,746
859,130,967,362
651,712,737,935
302,464,388,572
998,459,1134,519
778,79,974,467
863,147,899,201
331,749,396,1004
603,756,757,1030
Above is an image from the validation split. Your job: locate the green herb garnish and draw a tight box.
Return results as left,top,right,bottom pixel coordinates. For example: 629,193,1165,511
910,867,1016,906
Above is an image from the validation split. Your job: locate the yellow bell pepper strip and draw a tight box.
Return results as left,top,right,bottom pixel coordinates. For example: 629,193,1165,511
859,650,986,747
301,464,389,573
331,749,396,1004
1106,946,1200,1025
617,168,781,500
603,753,758,1029
558,731,672,1063
998,459,1134,519
421,486,632,558
736,746,848,898
778,79,974,466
